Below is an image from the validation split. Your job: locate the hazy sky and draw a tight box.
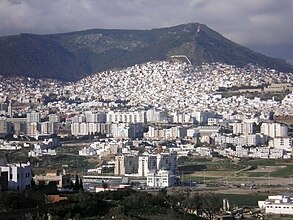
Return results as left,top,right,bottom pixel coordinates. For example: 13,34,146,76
1,0,292,62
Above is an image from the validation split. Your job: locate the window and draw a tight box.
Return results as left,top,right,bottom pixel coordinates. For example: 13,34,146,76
10,174,13,180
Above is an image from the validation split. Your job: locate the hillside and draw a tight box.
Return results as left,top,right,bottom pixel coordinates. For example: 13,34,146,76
0,23,292,81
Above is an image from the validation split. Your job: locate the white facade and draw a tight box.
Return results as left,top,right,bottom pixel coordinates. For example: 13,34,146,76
40,122,57,135
27,112,41,123
215,134,266,147
147,170,175,188
26,122,40,137
195,147,212,157
71,122,108,136
271,137,292,151
146,109,168,123
193,112,217,125
261,122,288,138
28,138,59,157
138,155,157,177
0,162,32,190
259,195,293,215
107,111,145,124
111,123,143,139
85,112,107,123
170,112,192,123
186,128,198,138
232,122,255,135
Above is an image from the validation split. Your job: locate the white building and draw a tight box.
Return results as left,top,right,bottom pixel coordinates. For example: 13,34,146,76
215,134,266,147
193,111,217,125
195,147,213,157
0,162,32,190
271,137,292,151
170,112,192,123
85,112,107,123
107,111,145,124
26,122,40,137
27,112,41,123
111,123,143,139
186,128,198,138
28,138,59,157
138,155,157,177
40,122,57,135
146,109,168,123
259,195,293,215
261,122,288,139
147,170,175,188
79,141,120,158
232,122,255,135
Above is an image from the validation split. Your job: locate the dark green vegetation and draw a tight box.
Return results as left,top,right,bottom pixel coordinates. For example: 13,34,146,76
1,23,292,81
238,158,278,167
0,189,219,220
0,191,45,212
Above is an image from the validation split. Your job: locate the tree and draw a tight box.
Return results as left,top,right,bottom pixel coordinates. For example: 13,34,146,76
198,193,221,220
79,178,84,191
74,174,80,190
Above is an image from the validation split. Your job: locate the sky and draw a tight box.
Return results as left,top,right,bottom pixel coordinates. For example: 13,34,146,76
1,0,292,63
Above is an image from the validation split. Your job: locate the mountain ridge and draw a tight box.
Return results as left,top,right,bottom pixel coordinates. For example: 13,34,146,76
0,23,292,81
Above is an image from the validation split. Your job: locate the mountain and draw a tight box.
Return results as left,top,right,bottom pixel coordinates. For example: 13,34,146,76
0,23,292,81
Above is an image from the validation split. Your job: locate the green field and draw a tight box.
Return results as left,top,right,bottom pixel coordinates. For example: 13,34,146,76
0,145,98,175
238,158,278,166
179,157,293,181
245,172,268,177
217,194,267,208
270,165,293,177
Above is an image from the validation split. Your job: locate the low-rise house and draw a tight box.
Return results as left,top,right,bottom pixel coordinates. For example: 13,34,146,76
34,170,71,188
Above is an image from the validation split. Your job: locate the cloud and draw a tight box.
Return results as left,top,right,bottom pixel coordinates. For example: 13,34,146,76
0,0,292,61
